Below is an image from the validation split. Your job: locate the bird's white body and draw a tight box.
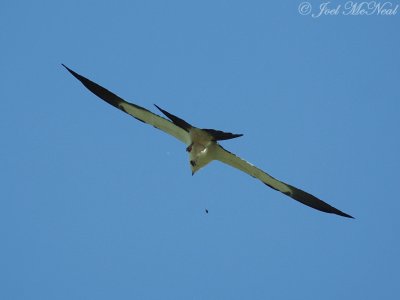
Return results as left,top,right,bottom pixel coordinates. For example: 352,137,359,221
188,128,216,174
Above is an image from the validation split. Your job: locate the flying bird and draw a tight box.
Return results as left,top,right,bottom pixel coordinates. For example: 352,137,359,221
63,64,353,219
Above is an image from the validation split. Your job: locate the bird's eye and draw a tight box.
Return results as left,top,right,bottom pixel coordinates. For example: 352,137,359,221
190,160,196,167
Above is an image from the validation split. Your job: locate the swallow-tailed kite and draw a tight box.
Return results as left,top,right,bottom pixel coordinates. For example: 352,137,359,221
63,64,353,218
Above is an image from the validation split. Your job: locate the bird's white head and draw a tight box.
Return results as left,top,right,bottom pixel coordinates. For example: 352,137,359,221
187,142,214,175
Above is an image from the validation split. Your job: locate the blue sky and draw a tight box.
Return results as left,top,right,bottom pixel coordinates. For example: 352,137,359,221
1,1,399,299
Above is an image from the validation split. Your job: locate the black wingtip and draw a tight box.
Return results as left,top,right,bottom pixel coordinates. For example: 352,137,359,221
62,64,124,109
338,211,355,219
332,210,354,219
286,185,354,219
321,203,354,219
62,64,75,75
62,64,84,81
154,104,192,131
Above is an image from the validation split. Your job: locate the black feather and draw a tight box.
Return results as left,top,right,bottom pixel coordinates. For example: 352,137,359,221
203,129,243,141
154,104,192,132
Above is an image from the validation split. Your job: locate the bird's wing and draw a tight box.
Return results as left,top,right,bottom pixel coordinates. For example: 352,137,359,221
214,145,353,218
63,64,190,145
